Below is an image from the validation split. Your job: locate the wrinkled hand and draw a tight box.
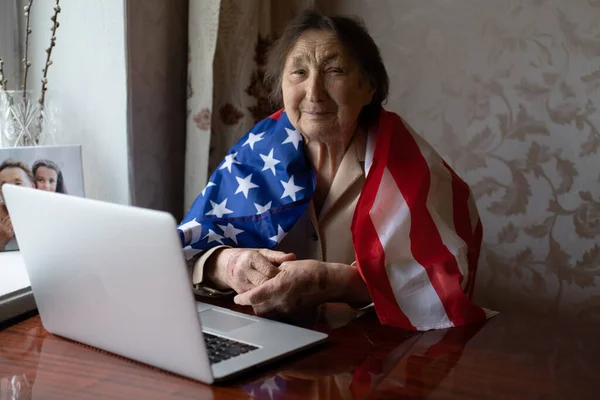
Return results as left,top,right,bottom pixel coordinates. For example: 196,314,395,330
0,216,14,249
233,259,335,316
207,248,296,294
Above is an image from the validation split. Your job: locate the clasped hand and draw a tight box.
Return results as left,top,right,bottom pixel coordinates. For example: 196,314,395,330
207,248,339,316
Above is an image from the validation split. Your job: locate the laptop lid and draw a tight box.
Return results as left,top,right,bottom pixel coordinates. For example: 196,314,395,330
3,185,214,383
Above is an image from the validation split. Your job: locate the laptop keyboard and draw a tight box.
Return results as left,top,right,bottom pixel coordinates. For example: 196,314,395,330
203,332,259,365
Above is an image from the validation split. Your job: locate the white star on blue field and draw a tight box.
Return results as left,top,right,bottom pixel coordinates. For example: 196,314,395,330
178,111,315,259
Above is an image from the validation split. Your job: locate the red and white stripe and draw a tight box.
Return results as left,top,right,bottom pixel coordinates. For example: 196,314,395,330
352,110,487,331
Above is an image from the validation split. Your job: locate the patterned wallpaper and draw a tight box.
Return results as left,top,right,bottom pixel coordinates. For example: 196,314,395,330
317,0,600,322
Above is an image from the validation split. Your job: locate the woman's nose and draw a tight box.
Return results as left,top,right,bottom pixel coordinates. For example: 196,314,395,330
305,74,326,102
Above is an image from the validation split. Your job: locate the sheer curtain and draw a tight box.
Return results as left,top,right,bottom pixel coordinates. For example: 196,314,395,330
185,0,221,212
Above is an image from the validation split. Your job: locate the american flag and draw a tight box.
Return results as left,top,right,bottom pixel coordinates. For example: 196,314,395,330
178,109,315,260
179,109,487,331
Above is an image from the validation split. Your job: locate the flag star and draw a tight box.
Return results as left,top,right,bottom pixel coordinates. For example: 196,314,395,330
242,132,265,150
282,127,302,150
183,246,203,260
217,223,244,245
219,152,241,173
235,173,259,199
280,175,304,202
178,219,202,244
201,181,216,196
269,225,287,244
203,229,224,244
260,149,281,175
254,201,272,215
205,199,234,218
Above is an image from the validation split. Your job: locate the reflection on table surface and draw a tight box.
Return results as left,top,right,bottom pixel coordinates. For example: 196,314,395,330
1,300,600,399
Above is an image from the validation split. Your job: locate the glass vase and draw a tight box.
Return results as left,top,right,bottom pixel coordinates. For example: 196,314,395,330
0,91,57,147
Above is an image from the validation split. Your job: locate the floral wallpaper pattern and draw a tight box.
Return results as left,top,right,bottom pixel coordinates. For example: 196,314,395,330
317,0,600,322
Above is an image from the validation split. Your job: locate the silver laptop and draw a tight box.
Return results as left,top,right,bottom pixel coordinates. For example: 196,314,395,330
3,185,327,383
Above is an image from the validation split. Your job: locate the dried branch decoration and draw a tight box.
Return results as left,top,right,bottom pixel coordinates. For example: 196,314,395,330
22,0,34,97
0,0,61,98
0,0,62,146
40,0,61,107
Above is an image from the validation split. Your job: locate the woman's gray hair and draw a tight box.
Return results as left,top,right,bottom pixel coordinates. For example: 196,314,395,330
265,9,389,125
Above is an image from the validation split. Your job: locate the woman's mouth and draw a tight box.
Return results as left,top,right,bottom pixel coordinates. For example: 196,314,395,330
303,110,334,118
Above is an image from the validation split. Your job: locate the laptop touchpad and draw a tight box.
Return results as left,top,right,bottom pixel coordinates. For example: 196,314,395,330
200,309,256,332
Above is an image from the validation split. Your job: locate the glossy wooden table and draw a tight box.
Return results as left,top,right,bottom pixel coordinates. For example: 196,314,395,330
1,299,599,399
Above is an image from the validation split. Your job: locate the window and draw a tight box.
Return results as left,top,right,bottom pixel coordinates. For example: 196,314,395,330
0,1,23,91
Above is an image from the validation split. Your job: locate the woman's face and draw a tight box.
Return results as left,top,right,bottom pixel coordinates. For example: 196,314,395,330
0,167,34,204
35,166,58,192
282,29,375,142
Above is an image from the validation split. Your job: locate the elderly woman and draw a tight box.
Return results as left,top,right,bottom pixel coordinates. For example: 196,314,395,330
180,10,488,330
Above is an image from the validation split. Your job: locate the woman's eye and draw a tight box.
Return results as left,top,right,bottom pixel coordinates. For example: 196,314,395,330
292,69,306,76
